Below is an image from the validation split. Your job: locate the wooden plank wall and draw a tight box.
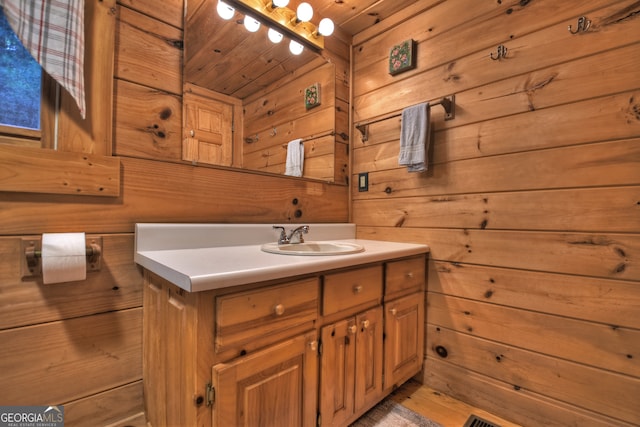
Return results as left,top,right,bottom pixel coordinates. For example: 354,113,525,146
351,0,640,425
0,0,348,425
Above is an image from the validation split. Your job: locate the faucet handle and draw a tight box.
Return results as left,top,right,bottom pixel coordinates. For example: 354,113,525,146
272,226,288,244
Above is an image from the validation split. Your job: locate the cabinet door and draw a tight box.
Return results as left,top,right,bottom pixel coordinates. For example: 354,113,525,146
384,292,425,389
355,306,384,411
212,330,318,427
320,318,356,427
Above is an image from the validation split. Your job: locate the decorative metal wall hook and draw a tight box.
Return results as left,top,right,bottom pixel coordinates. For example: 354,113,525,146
568,16,591,34
490,44,508,60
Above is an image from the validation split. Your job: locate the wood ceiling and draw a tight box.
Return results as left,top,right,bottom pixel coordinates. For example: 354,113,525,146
185,0,419,99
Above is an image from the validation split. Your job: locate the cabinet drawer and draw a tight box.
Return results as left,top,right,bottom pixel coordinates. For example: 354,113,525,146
323,265,382,316
216,278,318,353
385,256,425,299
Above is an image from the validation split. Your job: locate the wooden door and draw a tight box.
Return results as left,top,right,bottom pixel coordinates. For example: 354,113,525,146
212,330,318,427
384,291,425,389
320,318,356,426
355,306,384,411
183,91,233,166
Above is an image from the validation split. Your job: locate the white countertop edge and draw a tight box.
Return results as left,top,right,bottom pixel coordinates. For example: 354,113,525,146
135,238,429,292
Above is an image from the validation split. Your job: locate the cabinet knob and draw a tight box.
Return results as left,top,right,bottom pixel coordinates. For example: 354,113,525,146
406,272,414,279
362,320,370,329
309,340,318,352
189,129,195,137
274,304,285,316
389,308,397,316
348,325,357,334
353,285,363,294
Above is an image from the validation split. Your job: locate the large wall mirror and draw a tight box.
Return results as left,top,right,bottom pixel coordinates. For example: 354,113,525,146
183,0,349,184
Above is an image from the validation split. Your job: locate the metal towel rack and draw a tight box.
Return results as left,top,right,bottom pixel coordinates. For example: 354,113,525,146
355,95,455,142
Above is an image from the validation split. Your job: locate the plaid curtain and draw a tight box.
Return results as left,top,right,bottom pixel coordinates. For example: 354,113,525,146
0,0,86,118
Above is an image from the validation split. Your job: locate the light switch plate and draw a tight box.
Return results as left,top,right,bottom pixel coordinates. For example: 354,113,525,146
358,172,368,192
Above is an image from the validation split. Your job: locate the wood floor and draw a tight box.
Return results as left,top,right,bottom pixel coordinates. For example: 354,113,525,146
389,379,521,427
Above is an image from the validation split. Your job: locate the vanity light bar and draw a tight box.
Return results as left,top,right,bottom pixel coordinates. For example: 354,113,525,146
224,0,325,51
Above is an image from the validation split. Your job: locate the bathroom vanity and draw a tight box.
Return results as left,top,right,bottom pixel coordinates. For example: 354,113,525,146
135,224,429,427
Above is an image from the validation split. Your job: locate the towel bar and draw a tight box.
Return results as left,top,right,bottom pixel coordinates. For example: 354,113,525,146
355,95,455,142
280,130,339,148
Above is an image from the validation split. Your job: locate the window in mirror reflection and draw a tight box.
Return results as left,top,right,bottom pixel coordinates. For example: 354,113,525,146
0,8,41,131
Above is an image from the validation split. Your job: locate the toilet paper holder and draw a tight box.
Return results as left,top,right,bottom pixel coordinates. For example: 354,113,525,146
21,236,102,279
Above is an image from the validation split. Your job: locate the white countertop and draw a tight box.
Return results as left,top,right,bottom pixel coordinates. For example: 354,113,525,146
135,224,429,292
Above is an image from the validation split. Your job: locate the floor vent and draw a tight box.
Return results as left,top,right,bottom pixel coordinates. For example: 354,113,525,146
463,414,501,427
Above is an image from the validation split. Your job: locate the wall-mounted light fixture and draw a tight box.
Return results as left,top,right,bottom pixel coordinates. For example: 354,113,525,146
216,0,334,54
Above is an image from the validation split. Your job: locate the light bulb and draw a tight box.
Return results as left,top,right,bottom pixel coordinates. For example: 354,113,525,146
244,16,261,32
216,0,235,20
296,2,313,22
268,28,283,43
318,18,334,36
272,0,289,7
289,40,304,55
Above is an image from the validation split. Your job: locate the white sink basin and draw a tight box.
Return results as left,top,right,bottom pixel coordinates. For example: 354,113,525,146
261,241,365,256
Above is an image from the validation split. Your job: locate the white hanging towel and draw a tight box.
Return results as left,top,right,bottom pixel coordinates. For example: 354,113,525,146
285,138,304,177
398,102,430,172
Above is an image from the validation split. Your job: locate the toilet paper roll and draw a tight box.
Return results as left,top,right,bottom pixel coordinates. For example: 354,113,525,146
42,232,87,284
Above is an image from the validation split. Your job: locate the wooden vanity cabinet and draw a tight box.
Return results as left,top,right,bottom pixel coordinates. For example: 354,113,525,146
142,254,426,427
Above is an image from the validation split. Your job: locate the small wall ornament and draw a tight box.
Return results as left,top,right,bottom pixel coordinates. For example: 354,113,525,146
389,39,416,75
305,83,321,110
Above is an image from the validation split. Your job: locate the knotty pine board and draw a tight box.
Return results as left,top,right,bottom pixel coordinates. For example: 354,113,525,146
352,187,640,233
0,308,142,405
423,358,637,427
358,227,638,281
353,0,639,120
428,260,640,329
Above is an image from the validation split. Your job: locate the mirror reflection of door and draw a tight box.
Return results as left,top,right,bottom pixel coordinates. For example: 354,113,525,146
183,89,234,166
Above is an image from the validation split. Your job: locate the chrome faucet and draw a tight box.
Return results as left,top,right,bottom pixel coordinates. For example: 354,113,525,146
273,225,309,245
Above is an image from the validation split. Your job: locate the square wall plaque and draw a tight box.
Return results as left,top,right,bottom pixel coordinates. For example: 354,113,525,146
389,39,417,75
305,82,321,109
